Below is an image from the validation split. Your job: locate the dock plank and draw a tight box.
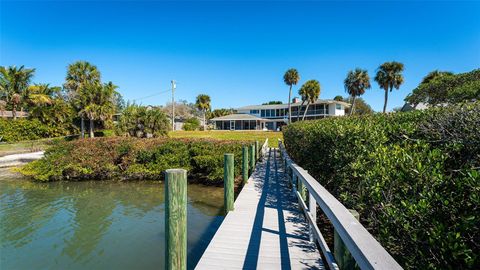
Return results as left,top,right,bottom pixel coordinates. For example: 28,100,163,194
195,148,324,270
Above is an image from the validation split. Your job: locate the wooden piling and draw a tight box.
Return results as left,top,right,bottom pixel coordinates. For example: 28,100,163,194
224,153,234,213
255,140,259,160
334,209,360,270
242,146,248,184
165,169,187,270
249,144,255,175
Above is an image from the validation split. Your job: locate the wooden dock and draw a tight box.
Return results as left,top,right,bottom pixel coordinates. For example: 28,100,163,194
195,148,324,270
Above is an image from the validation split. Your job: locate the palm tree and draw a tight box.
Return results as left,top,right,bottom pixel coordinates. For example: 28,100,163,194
195,94,211,131
80,81,117,138
0,65,35,120
25,84,60,107
374,62,404,113
64,61,101,137
344,68,371,115
283,68,300,124
299,80,321,121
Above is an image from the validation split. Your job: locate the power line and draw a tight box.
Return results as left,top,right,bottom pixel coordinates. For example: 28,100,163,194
132,89,171,101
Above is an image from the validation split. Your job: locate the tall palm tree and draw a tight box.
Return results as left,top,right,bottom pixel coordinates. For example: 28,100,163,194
63,61,101,137
299,80,321,121
0,65,35,120
374,62,404,113
195,94,211,131
283,68,300,124
344,68,371,115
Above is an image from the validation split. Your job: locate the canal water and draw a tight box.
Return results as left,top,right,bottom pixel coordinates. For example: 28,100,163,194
0,169,225,269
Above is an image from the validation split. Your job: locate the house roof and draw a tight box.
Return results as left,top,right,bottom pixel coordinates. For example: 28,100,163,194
236,99,350,110
210,113,266,121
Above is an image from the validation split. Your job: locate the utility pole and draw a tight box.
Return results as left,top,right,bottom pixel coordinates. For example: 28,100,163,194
171,80,176,131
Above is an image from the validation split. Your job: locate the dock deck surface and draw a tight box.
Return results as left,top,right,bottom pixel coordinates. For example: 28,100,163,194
196,148,324,270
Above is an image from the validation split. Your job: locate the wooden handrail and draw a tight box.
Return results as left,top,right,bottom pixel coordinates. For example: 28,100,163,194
278,139,402,270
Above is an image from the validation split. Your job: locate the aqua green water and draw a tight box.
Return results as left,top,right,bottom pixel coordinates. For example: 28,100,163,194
0,171,224,270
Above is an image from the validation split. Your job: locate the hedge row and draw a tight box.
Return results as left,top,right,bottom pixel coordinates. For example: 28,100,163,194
283,102,479,269
20,137,250,184
0,118,71,142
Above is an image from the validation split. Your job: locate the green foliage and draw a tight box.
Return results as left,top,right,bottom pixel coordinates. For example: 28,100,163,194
262,101,283,105
183,117,200,131
116,104,170,138
0,118,71,142
343,96,374,115
283,102,479,269
405,69,480,107
20,138,248,184
206,108,235,120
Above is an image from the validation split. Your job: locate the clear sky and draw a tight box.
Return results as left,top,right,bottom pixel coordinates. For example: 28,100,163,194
1,1,479,111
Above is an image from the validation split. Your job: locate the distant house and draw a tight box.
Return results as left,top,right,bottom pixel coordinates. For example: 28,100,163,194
400,102,429,112
210,98,349,131
0,111,29,119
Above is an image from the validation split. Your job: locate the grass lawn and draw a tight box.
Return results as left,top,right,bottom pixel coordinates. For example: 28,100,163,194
0,139,52,157
169,130,283,147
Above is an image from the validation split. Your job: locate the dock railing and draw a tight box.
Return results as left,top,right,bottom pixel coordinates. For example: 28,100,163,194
278,139,402,270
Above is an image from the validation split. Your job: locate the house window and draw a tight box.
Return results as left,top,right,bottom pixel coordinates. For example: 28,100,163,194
261,110,266,117
336,104,342,110
250,110,259,114
266,110,271,117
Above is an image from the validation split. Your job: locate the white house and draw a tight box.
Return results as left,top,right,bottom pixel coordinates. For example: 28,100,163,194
211,98,350,131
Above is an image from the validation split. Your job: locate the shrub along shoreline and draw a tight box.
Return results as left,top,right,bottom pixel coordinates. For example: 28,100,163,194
283,102,479,269
19,137,250,185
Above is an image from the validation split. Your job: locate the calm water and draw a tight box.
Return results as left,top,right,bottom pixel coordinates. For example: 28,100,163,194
0,170,225,270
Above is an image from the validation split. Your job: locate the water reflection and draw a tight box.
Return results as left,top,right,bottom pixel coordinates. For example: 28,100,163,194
0,172,224,270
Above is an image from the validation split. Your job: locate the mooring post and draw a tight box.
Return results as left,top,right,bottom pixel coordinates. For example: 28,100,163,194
242,146,248,184
249,144,255,175
334,209,360,270
224,153,234,213
255,140,259,160
165,169,187,270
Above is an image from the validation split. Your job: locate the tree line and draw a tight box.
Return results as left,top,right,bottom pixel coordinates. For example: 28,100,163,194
0,61,227,137
283,61,405,121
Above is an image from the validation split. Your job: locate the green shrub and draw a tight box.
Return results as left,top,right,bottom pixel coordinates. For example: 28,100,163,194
183,117,200,131
20,137,249,184
283,102,479,269
0,118,71,142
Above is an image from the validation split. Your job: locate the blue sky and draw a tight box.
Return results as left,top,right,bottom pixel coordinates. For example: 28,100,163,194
1,1,479,111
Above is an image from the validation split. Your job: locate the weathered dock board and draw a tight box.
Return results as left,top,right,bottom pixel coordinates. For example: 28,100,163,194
196,148,324,270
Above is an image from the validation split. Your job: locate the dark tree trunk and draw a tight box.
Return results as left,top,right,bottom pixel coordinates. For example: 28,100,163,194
383,89,388,113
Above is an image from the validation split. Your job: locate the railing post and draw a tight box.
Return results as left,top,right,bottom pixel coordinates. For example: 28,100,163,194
224,153,234,213
255,140,259,161
334,209,360,270
249,144,255,174
165,169,187,270
298,175,307,201
309,192,317,242
242,146,248,184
